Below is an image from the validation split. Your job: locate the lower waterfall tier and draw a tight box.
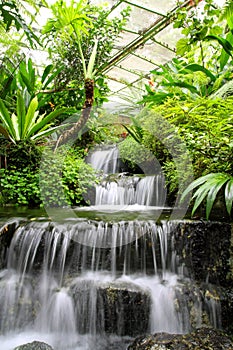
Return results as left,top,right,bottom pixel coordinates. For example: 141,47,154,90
0,218,227,350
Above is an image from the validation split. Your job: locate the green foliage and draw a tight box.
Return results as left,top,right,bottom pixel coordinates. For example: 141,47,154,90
150,97,233,176
0,167,41,206
0,0,41,48
0,57,67,117
0,147,98,207
174,0,224,64
0,140,42,171
40,148,98,206
140,1,233,107
0,90,70,143
118,136,153,172
43,2,130,108
122,117,144,144
131,98,233,205
181,173,233,219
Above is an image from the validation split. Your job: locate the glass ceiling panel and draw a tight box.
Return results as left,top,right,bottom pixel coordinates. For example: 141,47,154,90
96,0,190,103
106,66,139,83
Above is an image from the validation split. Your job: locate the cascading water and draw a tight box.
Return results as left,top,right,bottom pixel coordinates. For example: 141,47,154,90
88,145,167,207
0,146,222,349
0,219,221,350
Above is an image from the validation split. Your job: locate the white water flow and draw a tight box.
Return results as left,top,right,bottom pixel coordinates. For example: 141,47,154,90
88,146,167,206
0,219,221,350
0,146,221,349
88,146,119,174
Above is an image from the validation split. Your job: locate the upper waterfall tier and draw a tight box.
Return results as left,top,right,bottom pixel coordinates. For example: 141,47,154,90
88,146,120,174
87,145,167,207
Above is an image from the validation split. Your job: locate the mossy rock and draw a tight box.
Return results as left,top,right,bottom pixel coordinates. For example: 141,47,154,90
14,341,53,350
128,328,233,349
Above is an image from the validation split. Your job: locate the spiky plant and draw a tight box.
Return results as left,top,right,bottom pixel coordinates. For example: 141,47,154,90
181,173,233,219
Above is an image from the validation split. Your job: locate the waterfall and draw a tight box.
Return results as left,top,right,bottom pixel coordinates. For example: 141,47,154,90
88,145,167,207
0,219,222,350
88,146,119,174
0,144,223,349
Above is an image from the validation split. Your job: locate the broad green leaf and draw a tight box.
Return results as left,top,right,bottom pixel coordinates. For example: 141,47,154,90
0,75,14,99
191,185,210,215
206,177,229,219
27,108,68,138
16,90,26,138
176,38,190,56
204,35,233,56
180,174,216,202
11,113,20,141
41,64,53,84
42,66,63,89
20,71,33,93
225,178,233,215
0,98,16,137
122,124,142,143
23,96,38,138
182,64,216,82
86,39,98,79
31,123,71,140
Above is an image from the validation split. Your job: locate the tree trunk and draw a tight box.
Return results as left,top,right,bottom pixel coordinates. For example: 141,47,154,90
55,78,94,149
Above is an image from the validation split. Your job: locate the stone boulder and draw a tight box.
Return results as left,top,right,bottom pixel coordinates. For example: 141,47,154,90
14,341,54,350
70,279,150,336
127,328,233,349
0,218,23,269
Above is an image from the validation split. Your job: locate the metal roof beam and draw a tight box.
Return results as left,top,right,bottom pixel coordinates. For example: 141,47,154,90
99,0,202,73
123,1,167,17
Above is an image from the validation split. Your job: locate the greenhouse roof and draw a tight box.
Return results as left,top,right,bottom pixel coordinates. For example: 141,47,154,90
89,0,201,103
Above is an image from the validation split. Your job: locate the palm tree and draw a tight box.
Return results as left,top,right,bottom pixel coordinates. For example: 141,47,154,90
42,0,99,149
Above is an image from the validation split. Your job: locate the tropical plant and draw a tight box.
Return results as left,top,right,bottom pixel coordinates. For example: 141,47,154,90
0,147,98,207
42,0,130,148
39,147,98,206
0,0,43,48
43,2,130,105
180,173,233,219
42,0,100,148
122,117,144,144
0,166,41,206
0,90,69,143
140,0,233,106
0,57,66,115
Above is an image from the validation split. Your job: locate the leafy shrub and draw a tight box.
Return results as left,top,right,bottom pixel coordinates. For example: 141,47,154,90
0,167,41,206
118,136,153,173
0,147,98,207
39,148,98,207
140,97,233,178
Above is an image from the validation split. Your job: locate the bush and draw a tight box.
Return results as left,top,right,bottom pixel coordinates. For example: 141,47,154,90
0,167,41,206
0,147,98,207
118,136,153,173
39,148,98,207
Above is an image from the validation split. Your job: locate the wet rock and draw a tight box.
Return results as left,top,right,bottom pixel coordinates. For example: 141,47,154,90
70,279,150,336
13,341,54,350
0,218,22,269
219,286,233,334
173,221,232,286
127,328,233,349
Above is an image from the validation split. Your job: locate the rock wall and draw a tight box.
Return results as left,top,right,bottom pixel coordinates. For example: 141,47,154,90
173,221,232,286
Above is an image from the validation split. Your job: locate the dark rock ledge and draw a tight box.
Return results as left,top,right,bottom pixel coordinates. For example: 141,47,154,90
127,328,233,349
